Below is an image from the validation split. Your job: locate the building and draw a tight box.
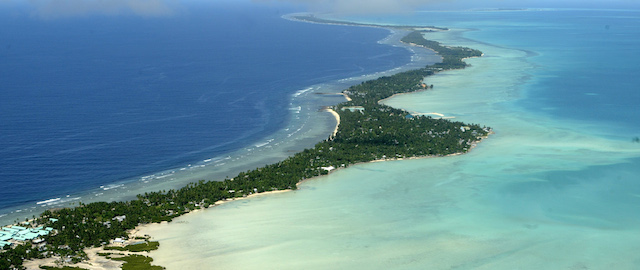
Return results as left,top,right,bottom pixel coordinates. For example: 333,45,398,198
0,225,54,247
321,166,335,172
0,241,10,248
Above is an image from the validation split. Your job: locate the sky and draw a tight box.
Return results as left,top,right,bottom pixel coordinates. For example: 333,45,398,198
0,0,638,19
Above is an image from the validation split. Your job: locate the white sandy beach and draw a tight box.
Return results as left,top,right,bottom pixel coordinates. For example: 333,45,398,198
324,108,340,139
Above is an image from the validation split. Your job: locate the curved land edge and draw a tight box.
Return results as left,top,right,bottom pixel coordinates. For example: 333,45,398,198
2,19,492,270
290,14,449,32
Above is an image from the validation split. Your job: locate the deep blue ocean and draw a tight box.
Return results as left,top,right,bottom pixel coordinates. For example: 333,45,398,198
0,2,411,216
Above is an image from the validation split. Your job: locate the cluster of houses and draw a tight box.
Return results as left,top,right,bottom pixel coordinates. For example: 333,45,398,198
0,218,57,249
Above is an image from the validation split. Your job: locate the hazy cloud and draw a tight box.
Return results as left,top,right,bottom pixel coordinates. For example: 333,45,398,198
255,0,450,14
27,0,179,19
254,0,640,13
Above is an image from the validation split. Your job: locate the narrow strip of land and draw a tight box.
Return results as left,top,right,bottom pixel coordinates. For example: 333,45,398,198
2,20,490,270
291,14,449,31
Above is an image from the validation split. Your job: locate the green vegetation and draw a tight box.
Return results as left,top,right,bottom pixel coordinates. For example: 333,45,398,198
0,243,45,270
111,255,164,270
0,30,489,270
293,15,448,31
104,242,159,253
401,31,482,66
39,266,86,270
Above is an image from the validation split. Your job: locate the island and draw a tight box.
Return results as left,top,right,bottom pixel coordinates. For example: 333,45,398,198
0,22,490,270
292,14,449,31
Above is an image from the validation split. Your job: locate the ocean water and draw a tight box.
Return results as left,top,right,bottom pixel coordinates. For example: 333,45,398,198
0,2,431,224
140,9,640,269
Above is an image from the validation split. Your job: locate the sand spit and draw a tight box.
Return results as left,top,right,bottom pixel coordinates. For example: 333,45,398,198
324,108,341,139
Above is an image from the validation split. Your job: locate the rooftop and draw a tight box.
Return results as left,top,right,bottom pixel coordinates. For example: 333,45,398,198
0,225,55,244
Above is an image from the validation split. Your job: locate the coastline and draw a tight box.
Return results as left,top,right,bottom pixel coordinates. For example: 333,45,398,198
324,107,341,139
106,11,640,270
13,12,489,270
134,133,491,260
9,9,640,270
131,16,489,269
126,15,479,232
0,13,441,228
379,91,454,119
285,13,448,31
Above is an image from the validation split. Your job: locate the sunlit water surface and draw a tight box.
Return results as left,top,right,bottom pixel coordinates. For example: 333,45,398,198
141,10,640,269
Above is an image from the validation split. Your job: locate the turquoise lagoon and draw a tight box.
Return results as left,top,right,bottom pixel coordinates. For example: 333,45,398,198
141,10,640,269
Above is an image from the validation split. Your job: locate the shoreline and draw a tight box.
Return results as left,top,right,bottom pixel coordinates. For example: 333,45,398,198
112,11,640,270
0,12,438,228
133,18,489,267
13,12,489,270
135,129,491,239
285,13,448,32
324,107,341,139
379,92,453,119
340,92,352,101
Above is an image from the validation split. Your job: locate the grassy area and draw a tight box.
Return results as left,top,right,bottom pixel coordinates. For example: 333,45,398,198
104,241,159,252
111,255,164,270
